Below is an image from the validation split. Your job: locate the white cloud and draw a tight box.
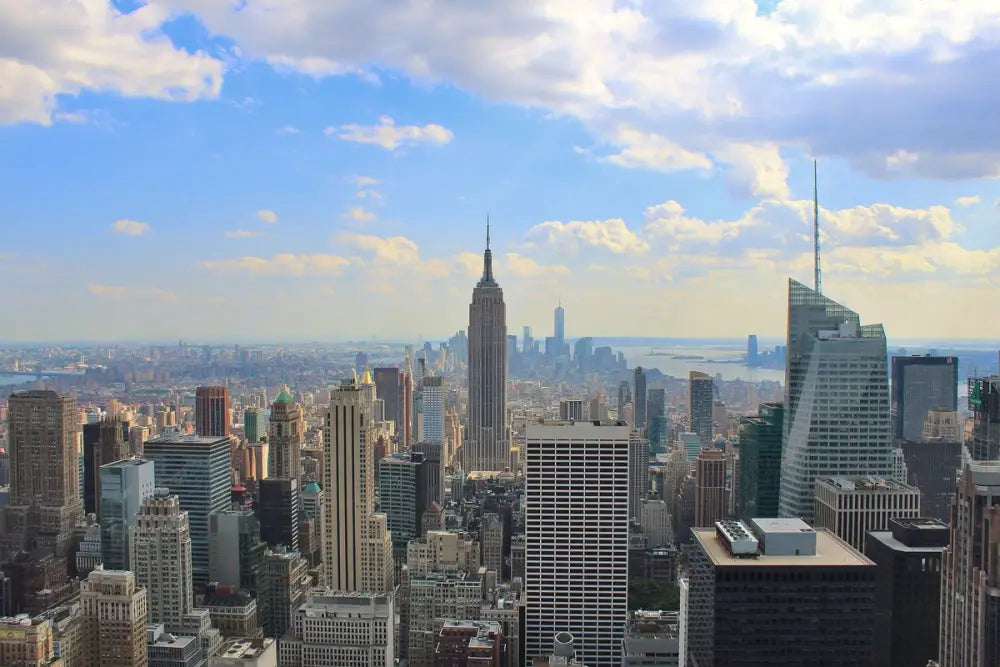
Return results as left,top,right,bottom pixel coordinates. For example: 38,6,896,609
256,209,278,224
276,125,300,134
201,253,360,277
343,206,376,225
0,2,222,125
525,218,649,254
109,219,150,236
603,126,712,172
326,115,453,151
955,195,981,207
334,232,421,264
224,229,261,238
88,283,178,301
352,176,379,187
502,253,570,277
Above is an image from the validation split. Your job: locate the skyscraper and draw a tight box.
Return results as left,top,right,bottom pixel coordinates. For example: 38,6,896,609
467,221,508,472
422,376,445,444
258,477,300,552
694,449,727,527
525,421,629,666
99,458,155,570
80,569,148,666
84,416,130,519
243,407,265,444
737,403,783,521
554,301,565,346
1,390,82,565
195,386,231,437
646,387,667,451
778,279,893,523
379,452,427,555
688,371,714,448
322,377,394,594
617,380,631,416
143,434,232,588
633,367,647,433
130,490,194,630
267,389,303,479
968,375,1000,461
373,367,402,436
891,355,958,442
628,430,648,521
938,460,1000,667
813,476,921,552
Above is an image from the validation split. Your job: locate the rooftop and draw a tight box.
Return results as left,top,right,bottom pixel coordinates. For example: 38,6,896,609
145,433,231,445
217,637,274,659
693,527,873,567
817,476,918,493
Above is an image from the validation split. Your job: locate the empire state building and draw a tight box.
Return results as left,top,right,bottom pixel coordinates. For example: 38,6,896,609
467,221,508,471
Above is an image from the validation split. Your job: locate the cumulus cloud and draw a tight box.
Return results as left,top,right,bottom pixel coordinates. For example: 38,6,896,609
201,253,360,277
603,126,712,172
109,219,150,236
955,195,981,207
334,232,421,264
224,230,261,238
502,253,570,277
1,2,222,125
525,218,649,254
343,206,376,225
88,283,178,301
325,115,453,151
256,209,278,224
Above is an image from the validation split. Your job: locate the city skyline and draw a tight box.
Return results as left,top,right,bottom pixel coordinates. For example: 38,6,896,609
3,3,1000,342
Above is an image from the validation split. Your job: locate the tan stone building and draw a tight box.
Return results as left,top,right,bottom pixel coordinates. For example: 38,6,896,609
80,569,148,666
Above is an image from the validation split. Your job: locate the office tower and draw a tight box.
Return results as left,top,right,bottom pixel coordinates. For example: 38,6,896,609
558,399,584,421
525,421,629,666
421,376,445,444
633,367,647,432
84,416,130,519
143,434,232,588
209,507,268,596
196,386,232,437
639,499,672,548
694,449,727,527
685,518,876,666
737,403,783,521
412,441,443,506
617,381,631,416
355,351,369,375
1,390,82,565
968,376,1000,461
373,367,402,436
130,490,194,630
481,512,503,573
938,461,1000,667
628,430,648,521
80,569,148,666
402,356,414,446
688,371,714,447
865,517,948,667
746,334,759,364
278,590,395,666
778,279,893,523
99,458,155,570
262,548,309,641
899,438,963,522
299,481,325,569
813,476,921,552
379,452,427,555
554,301,565,346
267,389,303,479
645,387,667,451
891,355,958,442
243,408,265,444
322,377,394,594
0,614,58,665
467,224,509,473
257,478,300,551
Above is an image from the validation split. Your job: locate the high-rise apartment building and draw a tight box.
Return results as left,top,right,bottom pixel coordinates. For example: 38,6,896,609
321,377,393,594
143,434,232,588
628,430,648,521
379,451,427,555
278,590,395,667
2,390,82,565
688,372,714,448
694,449,727,527
778,279,893,524
865,517,948,667
737,402,783,521
813,476,921,552
938,460,1000,667
684,518,876,666
80,569,148,667
467,225,508,472
267,389,303,479
891,355,958,442
99,458,155,570
243,408,265,445
130,490,194,630
968,376,1000,461
525,421,629,666
195,386,231,437
633,367,647,432
421,376,445,444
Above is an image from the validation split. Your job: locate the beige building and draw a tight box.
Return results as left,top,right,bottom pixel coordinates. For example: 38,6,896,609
639,499,672,548
321,378,393,594
813,476,920,552
278,590,395,667
129,490,193,629
262,548,310,642
481,513,503,575
0,615,61,667
923,409,963,442
208,638,276,667
694,449,727,527
80,569,148,667
267,389,303,479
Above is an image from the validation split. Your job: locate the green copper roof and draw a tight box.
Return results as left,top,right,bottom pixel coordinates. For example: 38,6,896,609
274,388,294,403
303,481,321,494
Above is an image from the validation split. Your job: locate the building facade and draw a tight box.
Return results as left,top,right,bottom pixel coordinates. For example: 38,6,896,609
195,386,231,438
258,478,300,552
634,367,647,433
80,569,148,667
99,458,155,570
737,402,783,521
130,490,194,630
278,590,395,667
813,476,921,552
689,372,714,448
379,452,426,555
267,389,303,480
891,355,958,442
694,449,727,528
524,421,630,666
628,430,648,522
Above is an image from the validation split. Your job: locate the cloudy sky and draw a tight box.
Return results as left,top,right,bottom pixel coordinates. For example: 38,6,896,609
2,0,999,342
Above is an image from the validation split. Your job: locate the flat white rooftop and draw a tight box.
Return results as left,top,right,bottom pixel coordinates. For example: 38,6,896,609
694,528,873,568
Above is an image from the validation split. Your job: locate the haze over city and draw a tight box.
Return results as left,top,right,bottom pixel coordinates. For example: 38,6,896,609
3,1,1000,341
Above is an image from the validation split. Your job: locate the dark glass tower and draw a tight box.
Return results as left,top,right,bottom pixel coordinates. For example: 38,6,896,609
737,403,784,521
467,220,508,471
890,355,958,442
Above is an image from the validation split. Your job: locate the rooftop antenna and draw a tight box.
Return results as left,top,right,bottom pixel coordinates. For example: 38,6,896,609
814,159,822,294
486,212,490,250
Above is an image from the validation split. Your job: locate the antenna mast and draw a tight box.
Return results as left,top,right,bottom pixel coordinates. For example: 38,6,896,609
813,159,822,294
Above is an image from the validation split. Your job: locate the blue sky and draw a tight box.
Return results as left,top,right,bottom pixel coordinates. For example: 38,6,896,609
2,1,999,342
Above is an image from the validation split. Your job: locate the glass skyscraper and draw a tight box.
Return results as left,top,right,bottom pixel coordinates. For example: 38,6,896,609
99,458,155,570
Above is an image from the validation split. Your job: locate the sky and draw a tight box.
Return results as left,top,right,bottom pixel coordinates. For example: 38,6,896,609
1,0,999,343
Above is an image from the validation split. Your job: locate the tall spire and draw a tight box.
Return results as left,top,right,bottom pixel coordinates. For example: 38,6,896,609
486,212,491,250
479,213,496,285
814,159,822,295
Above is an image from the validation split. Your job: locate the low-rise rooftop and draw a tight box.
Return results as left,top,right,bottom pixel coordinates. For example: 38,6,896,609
694,526,873,567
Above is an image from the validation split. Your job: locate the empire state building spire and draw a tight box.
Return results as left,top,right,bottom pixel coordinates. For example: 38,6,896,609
479,214,496,287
